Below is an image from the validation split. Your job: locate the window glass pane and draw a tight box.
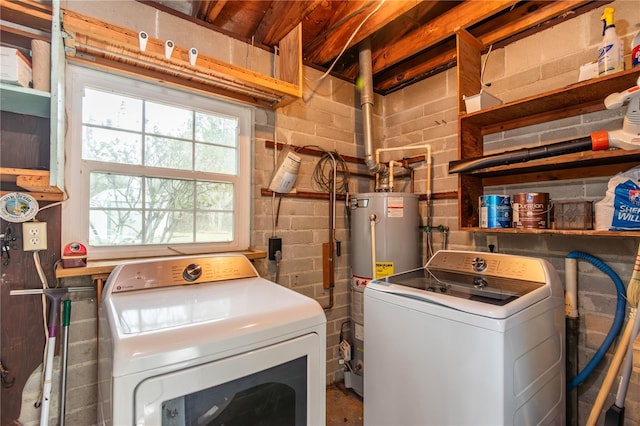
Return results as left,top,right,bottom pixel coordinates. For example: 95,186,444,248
90,173,142,208
146,102,193,139
89,173,143,246
195,144,237,174
197,182,233,210
196,212,233,242
195,112,238,147
145,178,195,209
82,127,142,164
89,210,143,246
146,211,195,244
83,88,142,131
145,136,193,170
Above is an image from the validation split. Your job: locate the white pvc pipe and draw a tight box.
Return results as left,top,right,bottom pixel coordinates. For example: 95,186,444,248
388,160,397,190
375,144,432,199
565,258,579,319
369,214,377,280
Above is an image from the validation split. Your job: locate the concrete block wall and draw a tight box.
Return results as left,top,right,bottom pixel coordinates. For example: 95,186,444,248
251,67,381,385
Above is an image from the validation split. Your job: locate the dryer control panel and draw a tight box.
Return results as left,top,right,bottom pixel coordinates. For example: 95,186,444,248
107,254,258,293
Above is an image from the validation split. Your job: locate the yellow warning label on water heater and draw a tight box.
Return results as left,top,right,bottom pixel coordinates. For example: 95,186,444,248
375,262,394,279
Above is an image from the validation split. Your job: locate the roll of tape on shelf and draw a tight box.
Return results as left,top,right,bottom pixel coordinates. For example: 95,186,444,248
31,40,51,91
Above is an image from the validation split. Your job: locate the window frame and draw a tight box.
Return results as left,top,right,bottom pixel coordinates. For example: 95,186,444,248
62,64,253,260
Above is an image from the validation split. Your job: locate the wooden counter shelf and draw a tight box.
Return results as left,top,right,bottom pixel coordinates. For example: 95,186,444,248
466,227,640,237
56,249,268,305
55,248,268,279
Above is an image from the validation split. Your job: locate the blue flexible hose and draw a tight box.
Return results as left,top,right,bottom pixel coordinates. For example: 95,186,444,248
566,251,626,390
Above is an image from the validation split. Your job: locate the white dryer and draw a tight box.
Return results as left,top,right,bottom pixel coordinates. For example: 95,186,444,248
97,254,326,426
364,250,565,426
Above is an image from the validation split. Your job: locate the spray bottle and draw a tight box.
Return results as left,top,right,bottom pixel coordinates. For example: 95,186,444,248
598,6,623,76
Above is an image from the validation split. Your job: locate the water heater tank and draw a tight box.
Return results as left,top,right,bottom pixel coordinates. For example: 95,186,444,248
347,192,420,396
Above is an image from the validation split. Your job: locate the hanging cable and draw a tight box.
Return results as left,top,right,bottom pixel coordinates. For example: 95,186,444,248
302,146,351,195
303,0,386,102
481,44,493,87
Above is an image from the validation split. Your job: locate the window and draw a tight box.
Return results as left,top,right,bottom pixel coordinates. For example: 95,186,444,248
63,65,252,259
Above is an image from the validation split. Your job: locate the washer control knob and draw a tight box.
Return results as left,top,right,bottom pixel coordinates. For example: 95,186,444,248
472,257,487,272
183,263,202,281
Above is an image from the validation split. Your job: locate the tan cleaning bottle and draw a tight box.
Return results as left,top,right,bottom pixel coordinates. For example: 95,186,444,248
598,6,624,76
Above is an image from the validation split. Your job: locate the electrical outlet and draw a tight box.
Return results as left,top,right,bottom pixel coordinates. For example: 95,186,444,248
22,222,47,251
486,234,498,253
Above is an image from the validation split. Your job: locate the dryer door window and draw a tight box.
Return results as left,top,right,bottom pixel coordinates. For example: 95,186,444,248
135,333,323,426
162,356,306,425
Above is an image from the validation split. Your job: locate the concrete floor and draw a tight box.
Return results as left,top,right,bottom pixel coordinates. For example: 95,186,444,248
326,383,363,425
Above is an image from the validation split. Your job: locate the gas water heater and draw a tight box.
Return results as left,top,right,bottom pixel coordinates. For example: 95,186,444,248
347,192,420,396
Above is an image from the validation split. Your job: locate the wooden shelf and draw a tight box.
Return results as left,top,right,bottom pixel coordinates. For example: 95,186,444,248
0,0,65,194
465,227,640,237
61,9,302,110
0,83,50,117
460,69,640,134
468,149,640,186
0,168,64,201
455,40,640,230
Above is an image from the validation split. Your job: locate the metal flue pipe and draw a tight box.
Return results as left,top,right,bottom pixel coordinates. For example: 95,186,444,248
359,39,388,189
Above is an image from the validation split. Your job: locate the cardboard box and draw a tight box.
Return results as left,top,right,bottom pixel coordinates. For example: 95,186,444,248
553,201,593,230
0,46,32,88
463,89,502,113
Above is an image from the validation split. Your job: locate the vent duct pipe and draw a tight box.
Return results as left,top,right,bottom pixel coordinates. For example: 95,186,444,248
359,39,388,190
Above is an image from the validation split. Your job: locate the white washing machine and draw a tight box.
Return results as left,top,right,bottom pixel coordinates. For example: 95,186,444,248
364,250,565,426
97,254,326,426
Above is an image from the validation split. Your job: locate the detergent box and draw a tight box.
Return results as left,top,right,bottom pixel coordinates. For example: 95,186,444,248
595,166,640,230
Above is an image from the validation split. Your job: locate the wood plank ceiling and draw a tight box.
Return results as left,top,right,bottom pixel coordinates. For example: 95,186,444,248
141,0,611,95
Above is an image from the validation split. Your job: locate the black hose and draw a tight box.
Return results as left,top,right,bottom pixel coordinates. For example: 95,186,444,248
448,137,593,174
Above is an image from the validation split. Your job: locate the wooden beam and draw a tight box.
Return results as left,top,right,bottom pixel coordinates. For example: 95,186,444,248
203,0,227,23
303,0,421,64
476,0,596,47
371,1,517,74
257,0,322,46
373,0,597,94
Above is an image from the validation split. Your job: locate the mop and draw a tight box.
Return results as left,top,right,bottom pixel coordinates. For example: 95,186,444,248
586,244,640,426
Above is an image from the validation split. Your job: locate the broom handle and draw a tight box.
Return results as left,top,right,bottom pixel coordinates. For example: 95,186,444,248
586,306,638,426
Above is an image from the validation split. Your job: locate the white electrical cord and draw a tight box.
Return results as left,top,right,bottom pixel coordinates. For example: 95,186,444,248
304,0,385,102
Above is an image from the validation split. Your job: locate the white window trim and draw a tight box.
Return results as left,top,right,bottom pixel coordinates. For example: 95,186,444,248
62,64,253,260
